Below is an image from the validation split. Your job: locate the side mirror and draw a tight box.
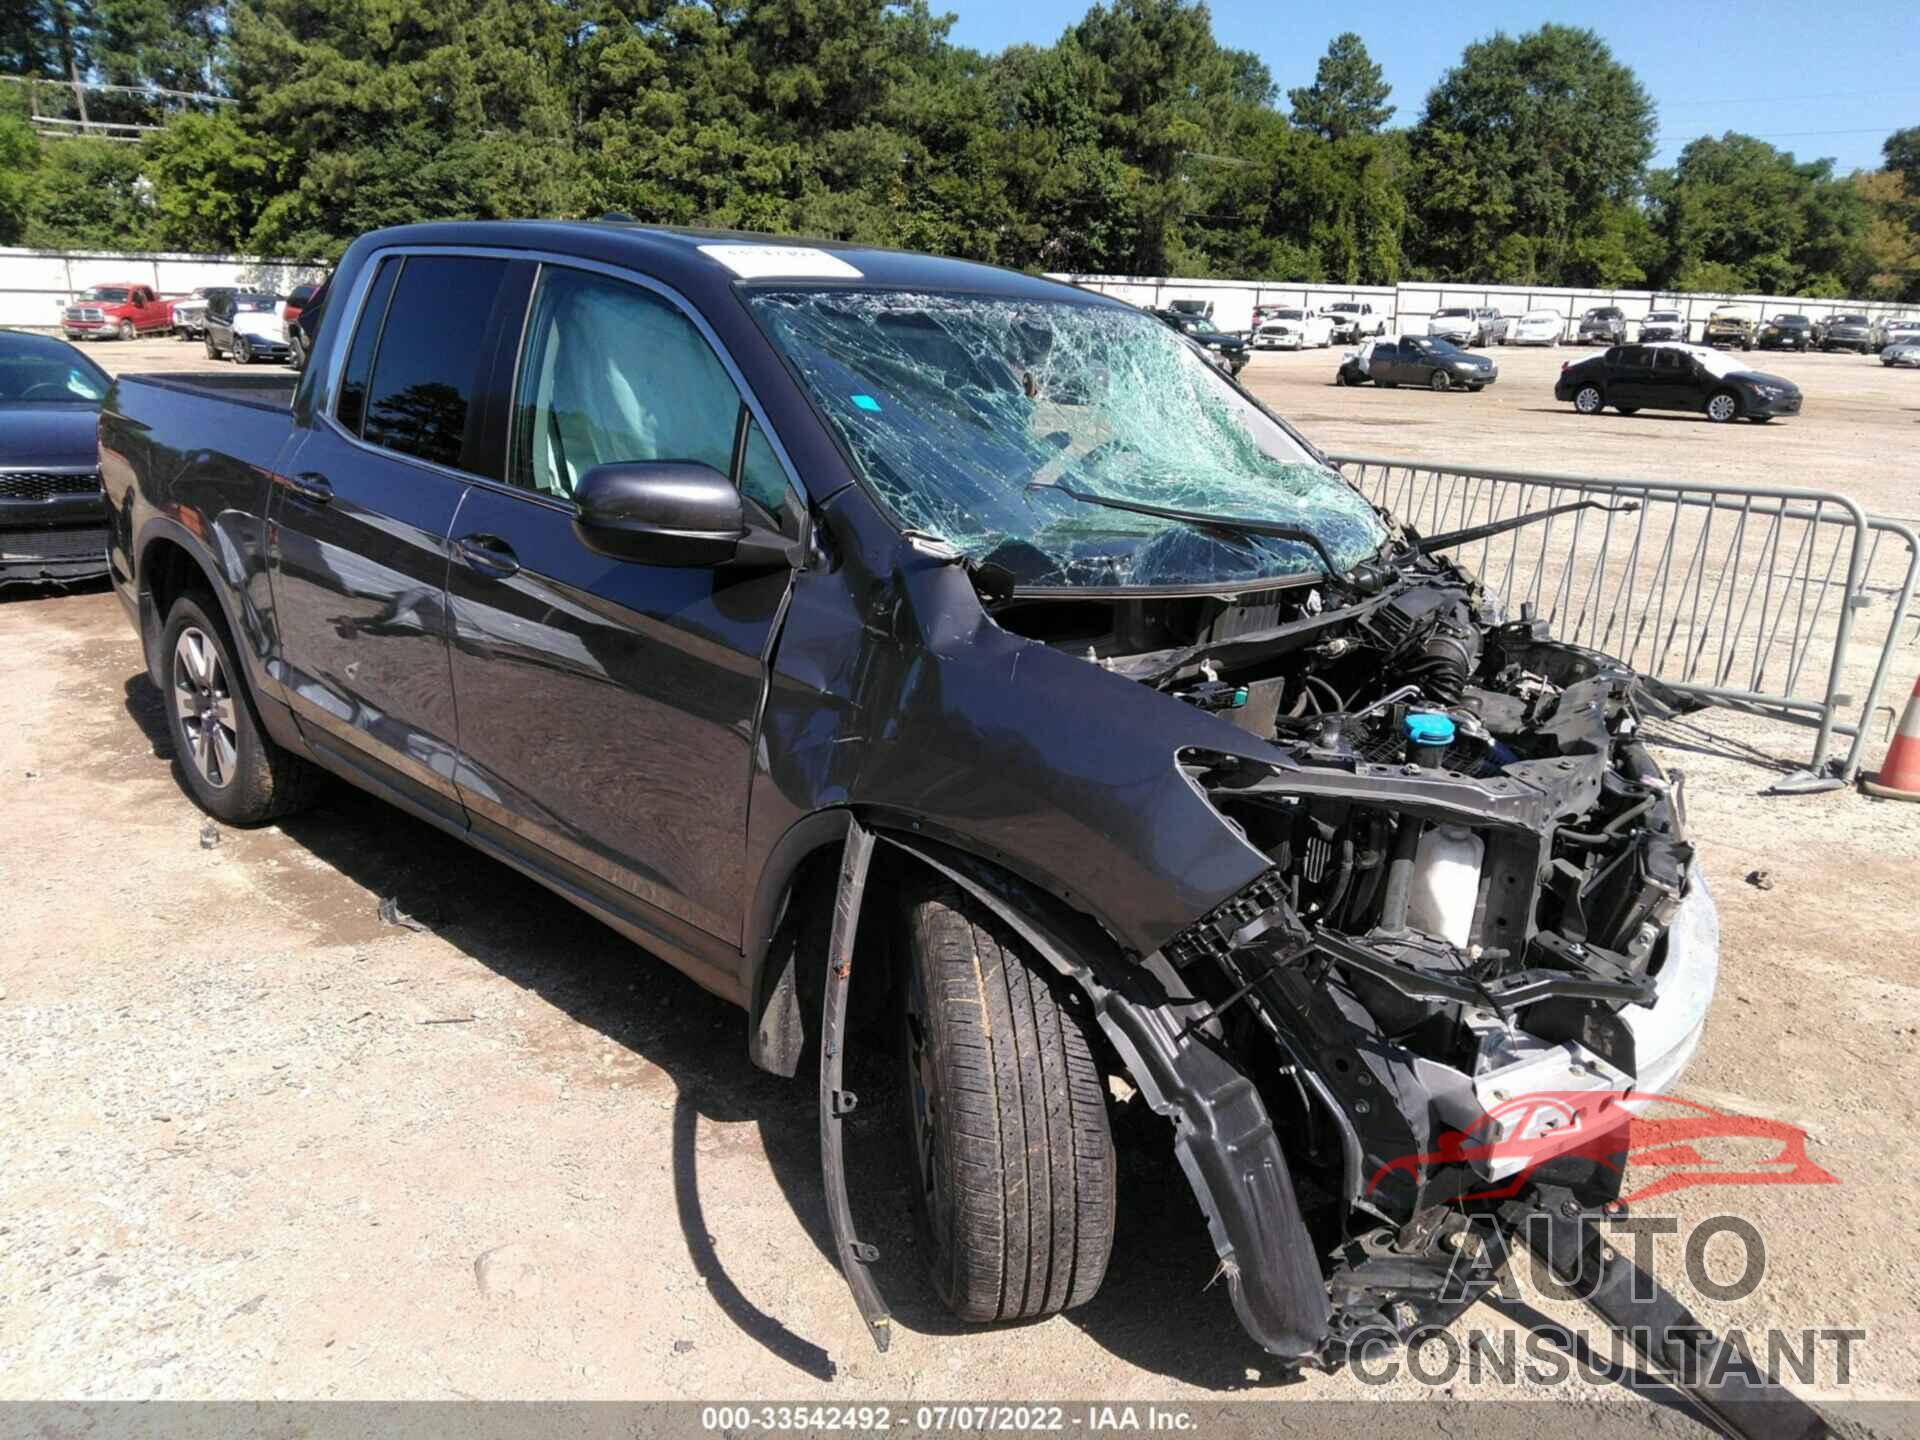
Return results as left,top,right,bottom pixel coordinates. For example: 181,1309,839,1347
573,461,793,570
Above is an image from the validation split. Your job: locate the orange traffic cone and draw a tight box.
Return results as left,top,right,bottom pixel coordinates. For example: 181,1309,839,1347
1863,671,1920,802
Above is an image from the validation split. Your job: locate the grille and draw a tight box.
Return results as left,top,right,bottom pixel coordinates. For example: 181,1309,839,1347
0,470,101,501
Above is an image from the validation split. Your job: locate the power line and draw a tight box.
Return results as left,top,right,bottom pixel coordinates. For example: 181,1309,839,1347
1656,125,1905,142
1660,87,1920,108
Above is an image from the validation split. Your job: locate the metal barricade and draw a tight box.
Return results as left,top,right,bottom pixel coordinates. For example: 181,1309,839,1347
1327,454,1920,790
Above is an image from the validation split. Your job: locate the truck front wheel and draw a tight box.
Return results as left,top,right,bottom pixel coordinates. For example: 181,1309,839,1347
897,876,1115,1323
161,592,319,824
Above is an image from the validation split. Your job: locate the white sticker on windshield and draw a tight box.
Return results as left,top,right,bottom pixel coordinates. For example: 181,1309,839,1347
698,244,863,280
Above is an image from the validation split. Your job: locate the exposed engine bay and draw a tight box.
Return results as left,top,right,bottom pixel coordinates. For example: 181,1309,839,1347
987,537,1701,1353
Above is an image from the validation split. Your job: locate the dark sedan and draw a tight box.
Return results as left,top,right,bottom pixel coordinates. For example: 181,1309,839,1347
1556,343,1801,423
1338,335,1496,391
0,330,111,586
1151,309,1248,375
1758,314,1813,352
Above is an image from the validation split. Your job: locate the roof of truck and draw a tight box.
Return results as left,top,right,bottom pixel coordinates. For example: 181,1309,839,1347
350,220,1112,307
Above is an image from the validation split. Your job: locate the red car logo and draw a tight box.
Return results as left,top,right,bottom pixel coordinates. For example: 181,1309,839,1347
1368,1091,1837,1205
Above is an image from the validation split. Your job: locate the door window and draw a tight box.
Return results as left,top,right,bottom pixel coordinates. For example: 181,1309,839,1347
1654,350,1686,374
359,255,510,472
509,266,791,523
1616,346,1651,368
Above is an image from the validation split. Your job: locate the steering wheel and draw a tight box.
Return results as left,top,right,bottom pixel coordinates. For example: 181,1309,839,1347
19,382,76,401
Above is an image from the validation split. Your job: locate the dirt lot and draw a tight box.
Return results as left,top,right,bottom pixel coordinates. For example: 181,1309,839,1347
2,334,1917,1418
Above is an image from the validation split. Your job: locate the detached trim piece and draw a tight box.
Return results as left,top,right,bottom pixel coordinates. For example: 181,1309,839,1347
818,818,890,1351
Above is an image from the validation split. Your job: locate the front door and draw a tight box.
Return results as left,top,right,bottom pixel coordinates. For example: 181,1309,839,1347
445,262,800,946
269,251,523,820
1608,346,1657,407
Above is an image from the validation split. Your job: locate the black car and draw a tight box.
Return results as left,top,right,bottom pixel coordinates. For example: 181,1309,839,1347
99,220,1723,1372
1817,313,1874,353
1576,306,1627,345
1555,343,1801,423
1338,335,1496,391
1150,308,1248,375
0,330,111,586
1758,314,1813,351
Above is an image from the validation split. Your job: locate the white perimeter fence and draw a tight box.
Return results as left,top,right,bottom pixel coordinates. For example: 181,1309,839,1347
1,246,328,329
1051,272,1919,342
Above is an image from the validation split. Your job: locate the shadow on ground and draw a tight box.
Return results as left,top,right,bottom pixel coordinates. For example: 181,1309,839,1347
117,668,1281,1388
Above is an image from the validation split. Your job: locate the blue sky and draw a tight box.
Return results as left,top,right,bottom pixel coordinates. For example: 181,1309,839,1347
944,1,1920,174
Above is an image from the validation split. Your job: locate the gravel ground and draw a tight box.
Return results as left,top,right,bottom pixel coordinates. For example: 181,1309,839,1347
0,334,1916,1423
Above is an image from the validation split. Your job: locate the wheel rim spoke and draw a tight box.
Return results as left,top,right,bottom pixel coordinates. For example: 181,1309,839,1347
211,725,238,782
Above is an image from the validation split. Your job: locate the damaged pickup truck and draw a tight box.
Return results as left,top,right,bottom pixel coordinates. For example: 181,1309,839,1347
100,223,1799,1417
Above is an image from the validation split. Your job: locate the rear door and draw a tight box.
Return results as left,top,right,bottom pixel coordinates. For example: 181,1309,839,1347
269,250,525,822
1647,348,1697,411
443,260,802,952
1609,346,1656,406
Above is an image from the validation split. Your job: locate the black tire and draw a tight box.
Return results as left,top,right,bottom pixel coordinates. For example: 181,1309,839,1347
1334,369,1351,386
204,332,220,360
289,331,307,371
1705,389,1740,423
117,319,135,342
160,591,320,824
1573,383,1604,415
898,876,1115,1323
232,334,251,365
1428,369,1451,392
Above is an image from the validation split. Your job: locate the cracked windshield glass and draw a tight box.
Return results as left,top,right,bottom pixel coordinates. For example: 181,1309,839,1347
749,290,1387,589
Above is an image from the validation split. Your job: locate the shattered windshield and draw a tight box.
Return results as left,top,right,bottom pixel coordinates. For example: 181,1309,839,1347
749,290,1386,589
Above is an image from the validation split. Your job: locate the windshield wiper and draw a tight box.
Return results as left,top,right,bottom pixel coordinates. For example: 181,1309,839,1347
1029,479,1345,580
1415,499,1638,555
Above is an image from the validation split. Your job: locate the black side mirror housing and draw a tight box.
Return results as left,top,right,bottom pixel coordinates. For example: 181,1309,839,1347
573,461,793,569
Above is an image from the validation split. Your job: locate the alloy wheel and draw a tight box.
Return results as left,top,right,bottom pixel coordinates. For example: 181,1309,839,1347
172,627,238,790
1707,393,1738,423
1575,385,1602,414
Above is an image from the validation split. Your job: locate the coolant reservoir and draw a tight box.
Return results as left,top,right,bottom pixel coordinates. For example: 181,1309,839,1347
1405,823,1484,949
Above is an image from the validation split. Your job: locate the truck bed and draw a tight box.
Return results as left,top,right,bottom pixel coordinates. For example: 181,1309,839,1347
117,370,300,413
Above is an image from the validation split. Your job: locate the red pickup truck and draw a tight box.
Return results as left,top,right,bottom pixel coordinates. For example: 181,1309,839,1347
60,282,176,341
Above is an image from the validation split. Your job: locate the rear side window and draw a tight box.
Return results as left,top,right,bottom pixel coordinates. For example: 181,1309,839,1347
1654,350,1686,372
360,255,510,470
335,258,400,437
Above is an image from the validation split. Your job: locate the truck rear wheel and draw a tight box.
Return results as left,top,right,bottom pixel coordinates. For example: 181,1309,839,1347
897,876,1115,1323
161,592,320,824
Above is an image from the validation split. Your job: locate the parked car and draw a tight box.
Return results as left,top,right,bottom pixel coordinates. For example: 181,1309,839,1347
1816,313,1875,353
1323,302,1386,342
1425,306,1504,346
1638,309,1687,343
283,281,325,370
100,219,1717,1369
1165,297,1214,323
204,291,291,364
1556,342,1801,423
1878,319,1920,352
1151,308,1249,375
60,282,175,342
1700,305,1758,351
169,286,234,340
1339,334,1496,390
1576,306,1629,346
1758,314,1814,352
0,329,111,586
1250,307,1333,350
1883,340,1920,368
1508,310,1566,346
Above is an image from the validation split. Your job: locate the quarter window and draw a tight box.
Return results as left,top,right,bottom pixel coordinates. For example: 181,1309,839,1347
335,258,401,437
359,255,509,471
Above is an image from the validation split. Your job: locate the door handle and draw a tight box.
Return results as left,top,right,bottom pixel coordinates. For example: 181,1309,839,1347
285,471,333,504
455,534,521,579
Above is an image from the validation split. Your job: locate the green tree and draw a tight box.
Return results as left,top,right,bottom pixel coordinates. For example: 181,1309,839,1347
1287,32,1392,142
1412,25,1654,285
0,114,38,245
22,135,149,247
142,109,274,251
1649,133,1870,294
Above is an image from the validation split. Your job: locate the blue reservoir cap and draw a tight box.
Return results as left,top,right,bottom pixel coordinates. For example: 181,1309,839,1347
1405,710,1456,747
